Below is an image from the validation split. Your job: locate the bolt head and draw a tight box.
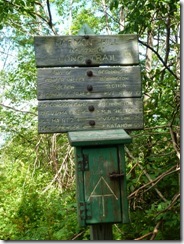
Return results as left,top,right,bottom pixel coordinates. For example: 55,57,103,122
89,120,95,126
85,59,92,65
88,105,95,112
87,70,93,77
87,85,93,92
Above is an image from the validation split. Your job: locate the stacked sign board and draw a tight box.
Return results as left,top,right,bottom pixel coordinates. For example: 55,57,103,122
34,35,143,133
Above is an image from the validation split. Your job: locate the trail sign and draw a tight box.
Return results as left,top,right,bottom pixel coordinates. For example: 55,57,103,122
34,34,143,133
34,35,139,67
34,29,143,239
37,66,141,100
38,98,143,133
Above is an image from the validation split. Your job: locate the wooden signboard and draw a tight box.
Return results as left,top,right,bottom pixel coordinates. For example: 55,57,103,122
34,35,139,67
38,98,143,133
37,66,141,100
34,34,143,133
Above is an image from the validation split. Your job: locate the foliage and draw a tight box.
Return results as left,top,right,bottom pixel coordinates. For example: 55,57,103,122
70,9,102,34
0,0,180,240
0,156,82,240
0,131,84,240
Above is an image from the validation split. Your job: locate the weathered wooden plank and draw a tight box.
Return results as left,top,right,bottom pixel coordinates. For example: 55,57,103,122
37,66,141,100
90,224,113,240
38,98,143,133
68,129,132,146
34,35,139,67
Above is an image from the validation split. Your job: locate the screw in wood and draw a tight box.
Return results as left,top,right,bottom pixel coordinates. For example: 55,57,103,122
88,105,95,112
89,120,95,126
87,70,93,77
85,59,92,65
87,85,93,92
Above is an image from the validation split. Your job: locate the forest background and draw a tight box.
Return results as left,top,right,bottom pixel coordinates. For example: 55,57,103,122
0,0,180,240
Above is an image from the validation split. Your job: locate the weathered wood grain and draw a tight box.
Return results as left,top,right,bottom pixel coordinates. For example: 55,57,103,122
38,98,143,133
90,224,113,240
37,66,141,99
34,35,139,67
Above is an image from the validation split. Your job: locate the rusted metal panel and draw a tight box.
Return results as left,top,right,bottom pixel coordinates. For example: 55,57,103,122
37,66,141,99
34,35,139,67
38,98,144,133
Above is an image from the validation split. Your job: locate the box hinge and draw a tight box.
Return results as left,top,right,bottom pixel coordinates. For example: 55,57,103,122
79,202,92,220
78,154,89,171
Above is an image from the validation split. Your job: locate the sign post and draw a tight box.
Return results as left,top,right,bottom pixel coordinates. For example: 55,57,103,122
34,25,143,240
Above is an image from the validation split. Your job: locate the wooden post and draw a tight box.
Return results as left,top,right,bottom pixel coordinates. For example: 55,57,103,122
79,25,113,241
90,224,113,240
34,24,143,241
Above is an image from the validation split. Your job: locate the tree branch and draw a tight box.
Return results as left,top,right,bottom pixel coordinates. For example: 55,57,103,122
138,39,179,80
134,231,153,240
155,193,180,219
125,146,167,202
101,0,111,34
46,0,52,29
150,221,162,240
128,165,179,199
72,230,86,240
134,220,162,240
41,146,73,194
169,126,180,160
99,8,179,80
0,103,37,116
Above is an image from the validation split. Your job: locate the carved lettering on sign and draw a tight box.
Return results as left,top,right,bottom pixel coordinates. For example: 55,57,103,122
38,98,143,133
58,54,116,63
54,37,125,49
34,34,143,133
34,35,139,67
37,66,141,100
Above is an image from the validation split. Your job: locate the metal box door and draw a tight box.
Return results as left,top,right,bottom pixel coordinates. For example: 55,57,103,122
83,147,122,224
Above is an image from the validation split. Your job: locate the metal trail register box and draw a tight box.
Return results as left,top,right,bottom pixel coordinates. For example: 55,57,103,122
68,129,132,226
34,34,143,227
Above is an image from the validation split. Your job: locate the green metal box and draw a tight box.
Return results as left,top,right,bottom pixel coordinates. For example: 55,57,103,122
68,129,132,226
